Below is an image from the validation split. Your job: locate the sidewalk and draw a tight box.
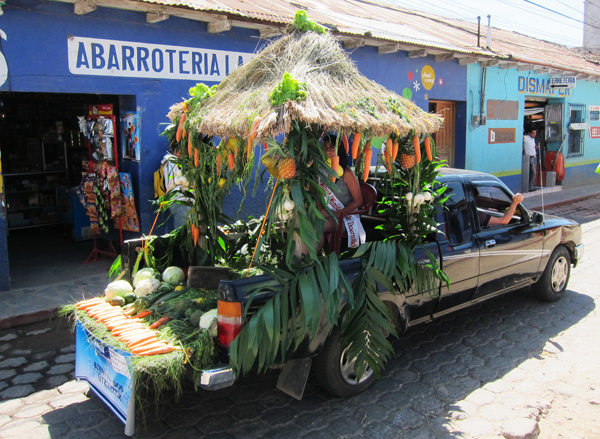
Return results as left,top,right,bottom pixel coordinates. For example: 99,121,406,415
521,181,600,211
0,275,107,330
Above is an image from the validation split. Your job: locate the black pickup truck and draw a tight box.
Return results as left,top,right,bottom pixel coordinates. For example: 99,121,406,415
201,168,584,398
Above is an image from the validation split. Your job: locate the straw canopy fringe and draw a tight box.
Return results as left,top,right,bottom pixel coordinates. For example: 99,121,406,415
169,30,443,140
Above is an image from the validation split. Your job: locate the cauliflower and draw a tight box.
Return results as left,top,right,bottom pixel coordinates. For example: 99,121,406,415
134,278,160,297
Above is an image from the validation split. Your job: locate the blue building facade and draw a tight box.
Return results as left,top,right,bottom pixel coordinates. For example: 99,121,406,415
466,63,600,193
0,1,470,290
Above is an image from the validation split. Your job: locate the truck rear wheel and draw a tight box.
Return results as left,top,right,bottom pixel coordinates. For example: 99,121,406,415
533,246,570,302
312,326,375,398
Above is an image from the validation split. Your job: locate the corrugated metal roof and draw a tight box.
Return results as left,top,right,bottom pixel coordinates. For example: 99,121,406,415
87,0,600,75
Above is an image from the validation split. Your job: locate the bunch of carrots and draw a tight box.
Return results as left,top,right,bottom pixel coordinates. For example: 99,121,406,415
76,297,177,356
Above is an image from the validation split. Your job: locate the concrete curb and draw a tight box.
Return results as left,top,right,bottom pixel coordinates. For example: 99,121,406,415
0,309,61,331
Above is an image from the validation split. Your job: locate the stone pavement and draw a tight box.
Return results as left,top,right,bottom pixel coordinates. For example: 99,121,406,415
0,201,597,438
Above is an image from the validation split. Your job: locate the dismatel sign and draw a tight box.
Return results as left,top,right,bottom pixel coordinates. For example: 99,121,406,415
548,76,576,89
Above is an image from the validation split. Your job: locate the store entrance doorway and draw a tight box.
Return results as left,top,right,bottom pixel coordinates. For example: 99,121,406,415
429,101,455,167
0,92,121,289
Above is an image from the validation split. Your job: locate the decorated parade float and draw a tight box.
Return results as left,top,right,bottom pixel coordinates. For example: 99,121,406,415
61,12,447,435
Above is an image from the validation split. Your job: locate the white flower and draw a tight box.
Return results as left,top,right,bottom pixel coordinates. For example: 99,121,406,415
405,192,413,201
415,194,425,205
423,191,432,202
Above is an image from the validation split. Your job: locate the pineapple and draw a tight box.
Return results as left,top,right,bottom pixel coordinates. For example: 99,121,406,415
277,157,296,179
399,153,416,169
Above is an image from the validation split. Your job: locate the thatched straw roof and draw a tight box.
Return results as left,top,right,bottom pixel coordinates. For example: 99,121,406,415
169,29,442,139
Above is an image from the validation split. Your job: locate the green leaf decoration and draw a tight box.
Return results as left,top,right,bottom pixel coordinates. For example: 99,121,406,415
293,10,326,35
270,72,308,106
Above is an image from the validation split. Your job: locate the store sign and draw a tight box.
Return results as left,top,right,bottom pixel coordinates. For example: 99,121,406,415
68,36,255,81
549,76,576,89
487,100,519,120
488,128,516,144
590,106,600,121
590,127,600,139
517,76,572,97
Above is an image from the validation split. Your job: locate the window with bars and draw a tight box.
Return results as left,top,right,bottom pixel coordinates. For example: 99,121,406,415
568,104,586,156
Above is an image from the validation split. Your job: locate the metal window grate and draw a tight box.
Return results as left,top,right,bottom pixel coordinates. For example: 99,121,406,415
568,104,585,156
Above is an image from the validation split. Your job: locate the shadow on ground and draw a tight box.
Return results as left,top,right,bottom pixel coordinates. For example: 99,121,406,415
40,286,594,438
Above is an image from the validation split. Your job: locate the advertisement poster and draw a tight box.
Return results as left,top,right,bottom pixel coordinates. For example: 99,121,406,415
120,111,140,161
118,172,140,232
75,321,133,426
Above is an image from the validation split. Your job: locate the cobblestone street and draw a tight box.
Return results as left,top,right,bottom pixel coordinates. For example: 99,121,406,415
0,200,598,438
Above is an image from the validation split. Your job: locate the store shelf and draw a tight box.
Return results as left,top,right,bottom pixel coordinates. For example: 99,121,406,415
8,221,63,231
3,170,67,177
6,188,59,194
8,206,57,211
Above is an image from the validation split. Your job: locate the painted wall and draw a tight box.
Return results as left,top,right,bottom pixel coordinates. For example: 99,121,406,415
465,63,600,193
0,1,468,289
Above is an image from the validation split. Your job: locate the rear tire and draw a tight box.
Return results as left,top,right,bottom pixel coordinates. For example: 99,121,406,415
312,326,375,398
533,246,570,302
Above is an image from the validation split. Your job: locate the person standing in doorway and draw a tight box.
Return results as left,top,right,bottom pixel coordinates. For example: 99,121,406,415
523,129,539,192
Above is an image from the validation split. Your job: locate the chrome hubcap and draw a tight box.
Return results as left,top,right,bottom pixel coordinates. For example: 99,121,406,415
340,347,373,385
551,256,568,292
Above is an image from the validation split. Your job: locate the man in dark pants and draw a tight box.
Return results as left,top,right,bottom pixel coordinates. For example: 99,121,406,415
523,129,539,192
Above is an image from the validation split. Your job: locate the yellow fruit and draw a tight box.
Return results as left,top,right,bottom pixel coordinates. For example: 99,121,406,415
218,178,227,188
278,157,296,179
261,155,277,169
267,166,279,178
399,153,416,169
175,286,185,291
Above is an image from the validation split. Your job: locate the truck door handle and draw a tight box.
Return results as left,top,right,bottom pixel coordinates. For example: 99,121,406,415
485,239,496,249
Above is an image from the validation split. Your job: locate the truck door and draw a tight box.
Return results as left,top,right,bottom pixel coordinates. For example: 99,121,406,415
471,181,544,300
432,181,480,318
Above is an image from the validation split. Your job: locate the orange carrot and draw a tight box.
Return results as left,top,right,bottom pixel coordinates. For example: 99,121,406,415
386,143,393,171
413,135,421,164
331,156,339,182
424,136,432,161
194,149,199,167
392,142,399,161
264,142,268,151
123,333,158,345
342,133,350,154
386,138,392,156
191,224,200,247
149,316,170,329
114,326,146,337
76,298,104,309
363,148,372,182
247,136,252,161
138,346,176,356
131,342,168,354
228,152,235,171
216,154,221,172
176,113,186,142
351,133,361,159
132,310,152,319
251,116,261,139
131,337,167,349
188,134,193,157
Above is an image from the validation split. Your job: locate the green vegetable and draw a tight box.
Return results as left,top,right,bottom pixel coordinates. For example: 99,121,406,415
162,266,186,286
174,298,194,315
185,308,194,319
123,293,136,304
110,296,125,307
270,72,307,106
104,280,133,301
189,310,203,328
293,10,326,34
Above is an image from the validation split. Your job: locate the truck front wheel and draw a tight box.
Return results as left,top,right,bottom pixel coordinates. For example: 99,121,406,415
533,245,570,302
312,326,375,398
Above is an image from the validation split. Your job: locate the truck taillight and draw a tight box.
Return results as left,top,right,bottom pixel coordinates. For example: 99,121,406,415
217,300,242,347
